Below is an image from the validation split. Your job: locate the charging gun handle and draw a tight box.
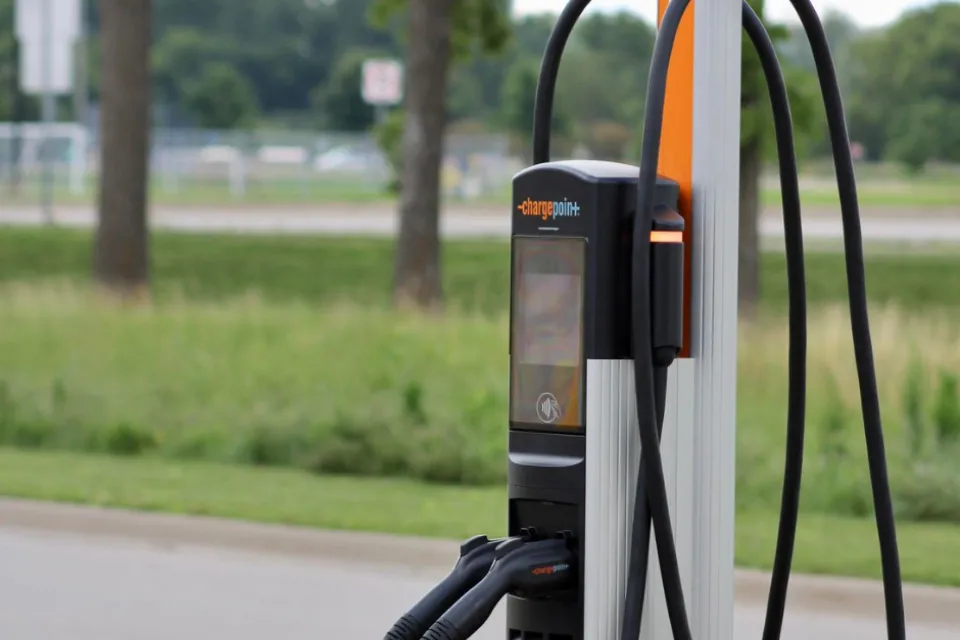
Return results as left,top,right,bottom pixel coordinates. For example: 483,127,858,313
423,537,577,640
384,535,503,640
421,572,510,640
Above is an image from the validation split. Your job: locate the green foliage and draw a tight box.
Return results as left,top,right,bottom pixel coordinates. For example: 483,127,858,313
368,0,512,61
902,353,926,457
311,48,386,131
495,11,655,160
24,0,951,170
182,62,261,129
0,228,959,520
846,3,960,168
0,0,15,120
0,0,41,122
373,109,405,193
741,0,820,159
0,278,958,520
895,449,960,523
933,370,960,445
498,57,571,158
888,100,960,172
890,361,960,523
818,373,849,462
4,227,960,315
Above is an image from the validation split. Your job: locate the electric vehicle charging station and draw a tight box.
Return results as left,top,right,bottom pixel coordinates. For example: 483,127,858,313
384,0,907,639
507,166,684,640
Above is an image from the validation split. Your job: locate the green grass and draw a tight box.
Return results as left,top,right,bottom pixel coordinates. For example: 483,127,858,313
3,171,959,208
3,176,392,206
0,447,957,587
2,227,960,314
1,282,959,523
0,225,959,590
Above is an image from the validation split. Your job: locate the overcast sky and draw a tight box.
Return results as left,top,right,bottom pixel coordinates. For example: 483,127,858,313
513,0,943,27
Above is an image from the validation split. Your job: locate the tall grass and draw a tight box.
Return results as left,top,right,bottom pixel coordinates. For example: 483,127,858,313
0,280,957,523
738,306,960,521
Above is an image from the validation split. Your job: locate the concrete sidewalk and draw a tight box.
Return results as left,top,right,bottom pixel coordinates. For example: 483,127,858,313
0,497,956,627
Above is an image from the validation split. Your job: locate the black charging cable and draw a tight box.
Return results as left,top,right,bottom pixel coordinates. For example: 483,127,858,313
786,2,906,636
532,0,591,164
623,7,810,639
742,5,808,637
383,535,506,640
533,0,903,639
631,0,906,639
531,2,806,639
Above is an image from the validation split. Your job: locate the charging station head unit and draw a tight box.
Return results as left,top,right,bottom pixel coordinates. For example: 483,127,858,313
506,160,681,640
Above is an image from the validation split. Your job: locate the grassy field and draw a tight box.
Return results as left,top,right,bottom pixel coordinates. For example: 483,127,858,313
2,227,960,315
1,278,959,521
3,169,959,208
1,226,959,587
1,448,959,587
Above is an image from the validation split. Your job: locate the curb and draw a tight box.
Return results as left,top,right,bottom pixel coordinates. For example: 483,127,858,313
1,498,957,627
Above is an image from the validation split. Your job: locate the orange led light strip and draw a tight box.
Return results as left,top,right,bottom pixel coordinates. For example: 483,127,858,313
650,230,684,244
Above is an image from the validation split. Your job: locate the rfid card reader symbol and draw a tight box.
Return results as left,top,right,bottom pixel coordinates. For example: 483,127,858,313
536,393,562,424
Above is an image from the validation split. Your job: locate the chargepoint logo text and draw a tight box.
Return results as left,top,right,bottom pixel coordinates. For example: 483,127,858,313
531,563,571,576
517,197,582,221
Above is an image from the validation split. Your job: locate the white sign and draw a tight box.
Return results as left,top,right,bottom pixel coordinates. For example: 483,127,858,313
15,0,81,95
361,59,404,106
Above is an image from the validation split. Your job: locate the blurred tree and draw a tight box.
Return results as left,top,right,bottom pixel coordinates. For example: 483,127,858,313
775,11,856,161
0,0,14,120
371,0,511,309
739,0,818,318
499,56,572,162
887,99,960,173
847,3,960,171
311,48,385,131
0,0,20,192
0,0,38,123
585,121,633,161
152,27,225,106
93,0,153,297
778,10,860,76
374,108,405,193
182,62,261,129
569,10,655,129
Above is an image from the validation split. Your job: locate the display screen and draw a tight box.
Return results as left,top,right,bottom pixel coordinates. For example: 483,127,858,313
516,273,583,366
510,236,585,429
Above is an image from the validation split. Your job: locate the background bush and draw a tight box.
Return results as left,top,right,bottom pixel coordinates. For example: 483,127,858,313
0,279,958,524
1,228,958,524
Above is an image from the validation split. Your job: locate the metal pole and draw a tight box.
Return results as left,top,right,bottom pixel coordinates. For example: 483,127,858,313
71,0,87,197
640,0,741,637
40,0,55,224
9,4,22,194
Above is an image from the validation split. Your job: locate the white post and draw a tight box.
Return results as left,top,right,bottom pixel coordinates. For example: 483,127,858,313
641,0,742,638
69,124,85,195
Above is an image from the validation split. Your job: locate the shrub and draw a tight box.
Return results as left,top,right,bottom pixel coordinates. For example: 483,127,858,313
0,283,958,523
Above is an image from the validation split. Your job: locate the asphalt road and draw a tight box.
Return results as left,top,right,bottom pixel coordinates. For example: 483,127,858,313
0,521,956,639
2,204,960,243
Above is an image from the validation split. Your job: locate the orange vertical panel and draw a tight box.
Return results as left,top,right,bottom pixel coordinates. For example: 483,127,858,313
657,0,694,358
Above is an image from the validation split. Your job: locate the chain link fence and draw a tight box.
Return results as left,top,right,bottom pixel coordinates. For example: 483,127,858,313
1,124,519,210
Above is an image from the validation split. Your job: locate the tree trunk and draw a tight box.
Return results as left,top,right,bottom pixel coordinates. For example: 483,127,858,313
738,137,762,319
94,0,152,298
392,0,452,310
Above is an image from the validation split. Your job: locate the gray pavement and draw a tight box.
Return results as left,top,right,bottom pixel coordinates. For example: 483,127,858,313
0,499,957,639
1,204,959,243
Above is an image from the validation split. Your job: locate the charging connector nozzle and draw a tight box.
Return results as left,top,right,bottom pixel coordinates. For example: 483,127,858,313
422,535,578,640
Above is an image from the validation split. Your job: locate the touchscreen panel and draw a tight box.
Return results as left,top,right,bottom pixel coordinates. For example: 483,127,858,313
510,236,586,429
